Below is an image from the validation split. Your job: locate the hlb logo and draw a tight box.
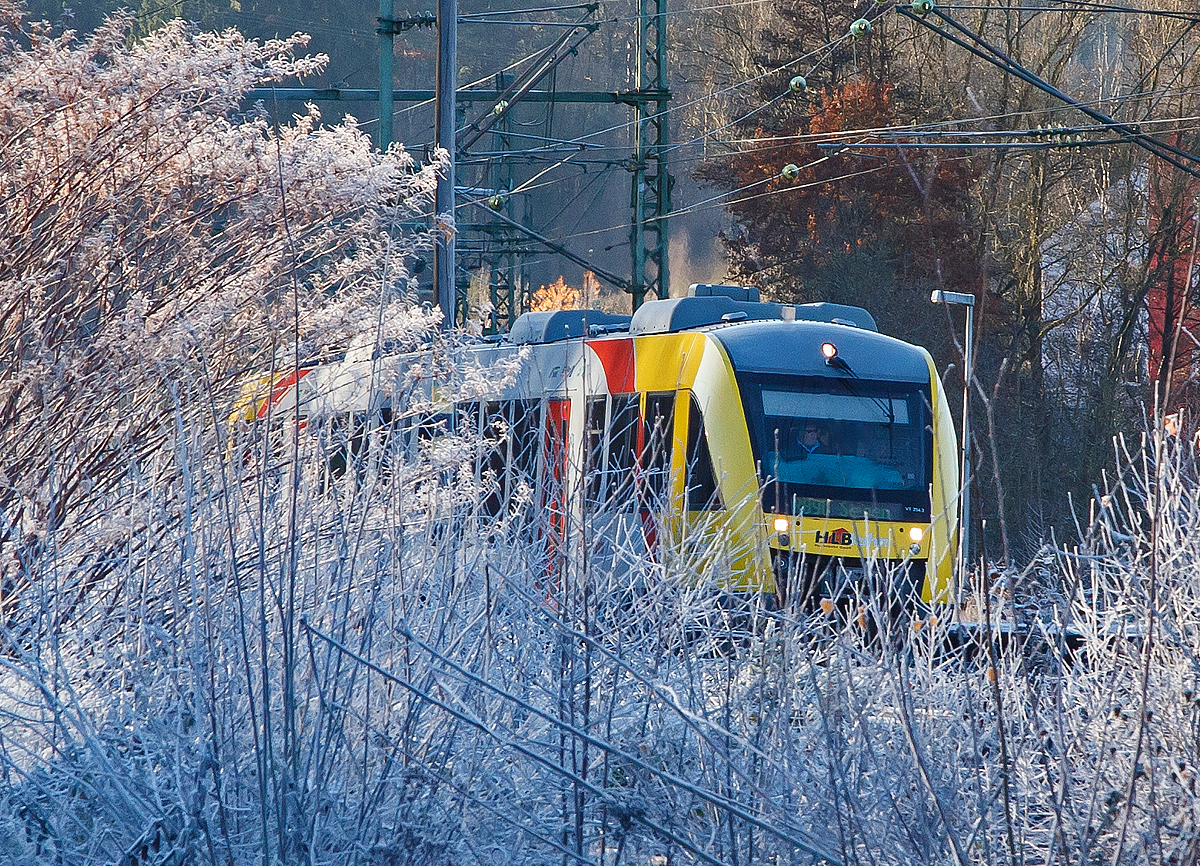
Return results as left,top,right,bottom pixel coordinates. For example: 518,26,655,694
814,527,854,546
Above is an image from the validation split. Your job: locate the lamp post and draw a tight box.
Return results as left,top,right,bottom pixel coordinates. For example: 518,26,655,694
931,290,976,595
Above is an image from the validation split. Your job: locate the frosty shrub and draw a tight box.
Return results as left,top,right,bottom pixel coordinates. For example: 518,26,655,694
4,7,1200,866
6,367,1200,866
0,3,443,592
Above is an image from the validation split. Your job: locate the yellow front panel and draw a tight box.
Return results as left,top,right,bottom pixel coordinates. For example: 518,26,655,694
926,354,959,604
632,332,706,393
766,513,931,559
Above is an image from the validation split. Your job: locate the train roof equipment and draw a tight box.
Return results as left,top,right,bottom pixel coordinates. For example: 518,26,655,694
506,310,632,345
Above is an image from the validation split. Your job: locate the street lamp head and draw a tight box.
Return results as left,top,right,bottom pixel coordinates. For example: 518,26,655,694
930,290,976,307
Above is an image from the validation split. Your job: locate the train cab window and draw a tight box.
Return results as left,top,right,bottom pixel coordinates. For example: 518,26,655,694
739,374,933,520
641,392,674,502
685,393,722,511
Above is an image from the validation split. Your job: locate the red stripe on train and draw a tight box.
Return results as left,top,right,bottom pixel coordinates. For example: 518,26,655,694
586,338,636,394
257,368,312,419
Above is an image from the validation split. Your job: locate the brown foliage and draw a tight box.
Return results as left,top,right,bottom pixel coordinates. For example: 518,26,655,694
702,80,981,301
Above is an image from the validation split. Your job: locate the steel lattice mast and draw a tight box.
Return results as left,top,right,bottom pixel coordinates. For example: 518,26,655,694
628,0,672,308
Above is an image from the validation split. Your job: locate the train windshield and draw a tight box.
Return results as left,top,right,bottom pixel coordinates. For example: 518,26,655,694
739,374,933,520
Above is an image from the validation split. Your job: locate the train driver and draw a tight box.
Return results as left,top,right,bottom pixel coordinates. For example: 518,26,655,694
799,421,829,456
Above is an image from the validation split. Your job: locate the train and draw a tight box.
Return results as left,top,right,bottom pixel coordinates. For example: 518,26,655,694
232,283,960,612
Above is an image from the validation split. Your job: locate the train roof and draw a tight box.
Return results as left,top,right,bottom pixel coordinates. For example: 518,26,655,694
628,296,876,336
507,310,631,344
506,285,877,347
500,286,928,385
715,319,931,384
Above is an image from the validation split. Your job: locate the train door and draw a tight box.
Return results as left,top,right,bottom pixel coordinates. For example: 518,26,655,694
672,390,738,587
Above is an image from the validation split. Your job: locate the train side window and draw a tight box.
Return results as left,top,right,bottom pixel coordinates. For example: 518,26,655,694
642,392,674,502
458,401,482,436
510,399,540,481
476,399,542,516
584,395,607,506
316,412,368,486
685,393,722,510
607,395,640,508
480,401,507,516
584,394,639,510
416,410,455,440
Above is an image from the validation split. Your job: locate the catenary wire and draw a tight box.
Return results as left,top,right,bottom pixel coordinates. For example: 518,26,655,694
227,0,1200,280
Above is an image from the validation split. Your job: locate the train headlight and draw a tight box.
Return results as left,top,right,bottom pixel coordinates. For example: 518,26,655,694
821,342,838,362
908,526,924,542
773,517,790,532
909,542,922,555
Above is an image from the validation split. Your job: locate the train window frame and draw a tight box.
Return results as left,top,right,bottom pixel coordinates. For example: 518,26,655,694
583,393,640,512
322,410,371,482
474,399,542,517
607,394,640,509
684,392,722,511
584,395,608,507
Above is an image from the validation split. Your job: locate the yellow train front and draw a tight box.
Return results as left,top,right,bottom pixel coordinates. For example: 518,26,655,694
529,283,959,611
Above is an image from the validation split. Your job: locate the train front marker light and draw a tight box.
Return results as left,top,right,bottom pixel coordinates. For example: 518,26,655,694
773,517,790,532
908,526,924,542
822,341,852,372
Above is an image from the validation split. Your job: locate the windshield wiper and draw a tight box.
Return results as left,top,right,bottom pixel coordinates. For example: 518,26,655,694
827,356,895,425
